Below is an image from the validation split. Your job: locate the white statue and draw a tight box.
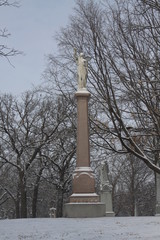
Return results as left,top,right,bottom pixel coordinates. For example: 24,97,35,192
74,49,90,90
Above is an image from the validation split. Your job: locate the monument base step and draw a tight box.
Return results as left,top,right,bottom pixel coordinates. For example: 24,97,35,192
63,202,106,218
155,203,160,215
105,211,115,217
70,193,99,203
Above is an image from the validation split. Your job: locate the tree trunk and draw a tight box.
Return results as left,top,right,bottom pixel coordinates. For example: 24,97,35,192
15,200,20,218
131,197,135,216
56,187,64,217
19,171,27,218
155,136,160,215
130,180,135,216
32,187,38,218
32,168,43,218
15,187,20,218
20,187,27,218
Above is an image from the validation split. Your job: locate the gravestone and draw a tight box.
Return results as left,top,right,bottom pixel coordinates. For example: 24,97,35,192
100,162,115,217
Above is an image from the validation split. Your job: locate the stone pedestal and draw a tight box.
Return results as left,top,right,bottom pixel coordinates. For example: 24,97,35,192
99,162,115,217
64,90,105,217
64,203,105,218
70,167,99,203
100,192,115,217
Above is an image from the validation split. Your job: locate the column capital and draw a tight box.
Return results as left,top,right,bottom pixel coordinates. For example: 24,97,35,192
75,90,91,98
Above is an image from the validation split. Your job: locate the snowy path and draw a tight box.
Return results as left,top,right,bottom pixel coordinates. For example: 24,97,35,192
0,217,160,240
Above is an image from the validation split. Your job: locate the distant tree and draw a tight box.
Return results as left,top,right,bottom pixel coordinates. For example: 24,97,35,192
0,91,73,218
111,154,154,216
0,91,77,218
32,94,77,218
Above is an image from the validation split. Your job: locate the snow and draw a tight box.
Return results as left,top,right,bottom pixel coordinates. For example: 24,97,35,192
71,193,98,197
0,217,160,240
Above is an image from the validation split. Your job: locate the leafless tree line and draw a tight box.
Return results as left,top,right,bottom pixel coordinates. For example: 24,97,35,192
0,0,159,218
48,0,160,173
0,91,76,218
43,0,159,215
0,90,155,218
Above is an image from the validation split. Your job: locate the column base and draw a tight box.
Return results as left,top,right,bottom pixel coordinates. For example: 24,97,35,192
63,202,106,218
70,193,99,203
155,203,160,216
100,191,115,217
105,212,115,217
72,167,97,194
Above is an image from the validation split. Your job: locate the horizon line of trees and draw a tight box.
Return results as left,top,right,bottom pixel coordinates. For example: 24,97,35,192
0,90,156,218
0,0,159,218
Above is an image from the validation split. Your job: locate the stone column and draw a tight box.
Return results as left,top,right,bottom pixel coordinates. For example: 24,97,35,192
75,91,90,168
64,89,105,217
70,90,99,203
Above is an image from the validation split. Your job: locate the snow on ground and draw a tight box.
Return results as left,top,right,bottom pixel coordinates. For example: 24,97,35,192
0,217,160,240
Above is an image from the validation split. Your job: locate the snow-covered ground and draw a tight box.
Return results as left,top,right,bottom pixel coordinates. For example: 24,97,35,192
0,217,160,240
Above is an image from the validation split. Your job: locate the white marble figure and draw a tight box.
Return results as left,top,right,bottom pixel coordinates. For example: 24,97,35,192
74,49,89,90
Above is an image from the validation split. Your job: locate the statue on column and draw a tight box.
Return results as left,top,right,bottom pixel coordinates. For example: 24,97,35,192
74,48,90,90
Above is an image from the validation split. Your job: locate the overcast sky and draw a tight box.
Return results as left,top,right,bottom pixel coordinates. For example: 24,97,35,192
0,0,75,96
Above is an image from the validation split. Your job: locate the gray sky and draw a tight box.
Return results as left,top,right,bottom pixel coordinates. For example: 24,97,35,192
0,0,75,96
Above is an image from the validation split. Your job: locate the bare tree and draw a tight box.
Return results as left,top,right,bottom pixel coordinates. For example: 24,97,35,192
0,91,73,218
0,0,18,7
44,0,160,175
36,93,77,217
113,154,154,216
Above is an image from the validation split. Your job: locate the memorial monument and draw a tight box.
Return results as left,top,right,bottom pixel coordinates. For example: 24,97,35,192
100,162,115,217
64,50,105,217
